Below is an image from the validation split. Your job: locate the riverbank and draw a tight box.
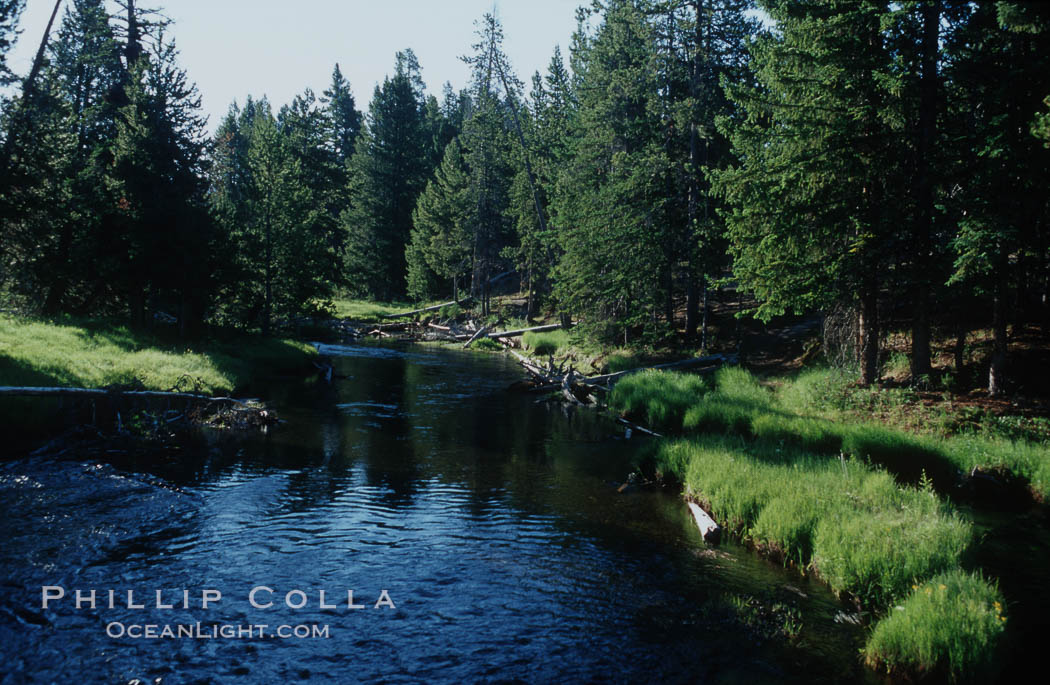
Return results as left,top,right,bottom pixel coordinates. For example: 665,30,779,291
0,314,317,447
0,314,316,395
609,366,1047,680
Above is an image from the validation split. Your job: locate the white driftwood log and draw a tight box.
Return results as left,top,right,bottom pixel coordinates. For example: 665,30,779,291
687,502,722,544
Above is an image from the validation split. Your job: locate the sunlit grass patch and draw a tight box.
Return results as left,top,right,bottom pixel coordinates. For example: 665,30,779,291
609,369,709,432
811,507,971,609
0,315,314,395
865,571,1006,680
656,436,970,610
470,336,503,352
522,329,572,356
330,298,419,321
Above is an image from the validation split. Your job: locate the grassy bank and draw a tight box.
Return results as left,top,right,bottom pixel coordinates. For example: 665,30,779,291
0,315,316,395
611,366,1023,679
330,297,452,321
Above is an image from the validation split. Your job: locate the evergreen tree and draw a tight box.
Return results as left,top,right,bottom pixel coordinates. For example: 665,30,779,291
461,13,532,316
1,0,118,313
278,89,347,292
209,97,343,332
342,50,430,300
0,0,22,88
506,47,575,317
320,63,362,167
406,137,472,300
714,0,906,384
943,1,1050,394
552,0,673,342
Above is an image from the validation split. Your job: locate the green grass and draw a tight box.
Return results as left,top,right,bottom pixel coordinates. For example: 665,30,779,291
471,336,503,352
0,315,315,395
609,369,709,432
617,364,1019,680
779,367,1050,498
655,435,991,680
865,570,1007,680
330,298,425,321
659,437,970,603
616,364,1050,498
523,329,572,356
605,349,642,373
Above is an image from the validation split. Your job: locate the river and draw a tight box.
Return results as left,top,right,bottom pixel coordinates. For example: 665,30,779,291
0,341,882,683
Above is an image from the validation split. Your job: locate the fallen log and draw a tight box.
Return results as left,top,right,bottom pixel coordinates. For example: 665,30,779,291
0,386,249,405
367,321,415,331
380,298,471,319
687,501,722,545
508,349,554,384
463,325,492,349
561,370,586,406
487,322,562,339
616,417,663,438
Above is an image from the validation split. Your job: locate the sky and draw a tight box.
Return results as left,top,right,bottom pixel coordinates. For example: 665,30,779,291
8,0,584,133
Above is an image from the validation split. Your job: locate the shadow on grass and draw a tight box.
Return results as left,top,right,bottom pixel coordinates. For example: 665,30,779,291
612,367,968,495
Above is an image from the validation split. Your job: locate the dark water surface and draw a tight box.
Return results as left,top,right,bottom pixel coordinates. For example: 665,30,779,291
0,342,880,683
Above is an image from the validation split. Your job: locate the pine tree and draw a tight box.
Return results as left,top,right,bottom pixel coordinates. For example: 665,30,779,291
2,0,124,316
342,50,431,300
943,1,1050,395
320,63,362,167
460,14,518,315
506,47,575,317
0,0,23,88
552,0,673,342
406,137,472,300
714,0,906,384
278,89,347,293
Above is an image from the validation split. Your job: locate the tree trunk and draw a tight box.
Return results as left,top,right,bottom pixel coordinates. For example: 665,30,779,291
701,281,709,351
953,316,967,379
910,0,939,379
685,268,699,340
684,1,705,341
989,275,1009,396
263,215,273,336
859,282,880,386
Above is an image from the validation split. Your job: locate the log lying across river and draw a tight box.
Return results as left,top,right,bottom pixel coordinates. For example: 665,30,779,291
380,298,473,319
0,386,250,405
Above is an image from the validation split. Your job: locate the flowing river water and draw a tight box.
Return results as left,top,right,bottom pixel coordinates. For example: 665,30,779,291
0,341,885,683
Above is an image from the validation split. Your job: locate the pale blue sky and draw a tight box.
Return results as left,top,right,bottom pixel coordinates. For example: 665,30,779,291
9,0,583,133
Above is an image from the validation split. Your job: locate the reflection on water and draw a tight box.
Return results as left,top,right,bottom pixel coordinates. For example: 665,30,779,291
0,341,878,683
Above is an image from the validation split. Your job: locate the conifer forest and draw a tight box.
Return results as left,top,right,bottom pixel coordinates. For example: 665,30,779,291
2,1,1050,683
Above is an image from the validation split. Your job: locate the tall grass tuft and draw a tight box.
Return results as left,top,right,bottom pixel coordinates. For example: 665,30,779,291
864,570,1007,680
655,436,971,610
609,369,709,432
522,329,572,356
